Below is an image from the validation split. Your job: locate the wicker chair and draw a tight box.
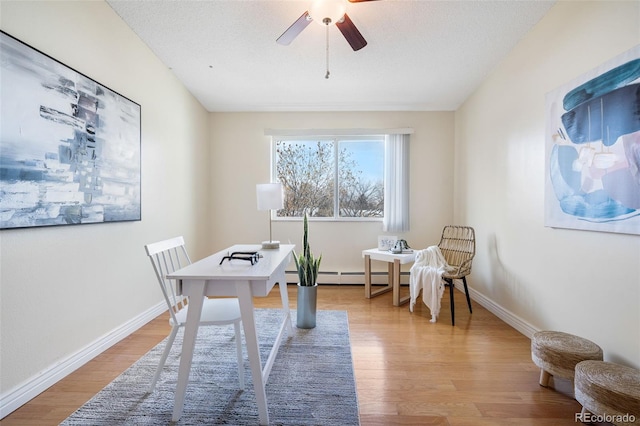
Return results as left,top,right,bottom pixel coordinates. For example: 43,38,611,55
438,226,476,325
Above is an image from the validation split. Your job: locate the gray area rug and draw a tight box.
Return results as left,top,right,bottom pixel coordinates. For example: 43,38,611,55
61,309,359,425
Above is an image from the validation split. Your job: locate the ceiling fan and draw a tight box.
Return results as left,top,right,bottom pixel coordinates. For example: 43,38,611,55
276,0,377,52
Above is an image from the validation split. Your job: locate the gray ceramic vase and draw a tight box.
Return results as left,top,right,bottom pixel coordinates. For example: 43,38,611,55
296,284,317,329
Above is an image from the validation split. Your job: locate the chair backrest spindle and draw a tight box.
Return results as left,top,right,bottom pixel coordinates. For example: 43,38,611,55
145,236,192,325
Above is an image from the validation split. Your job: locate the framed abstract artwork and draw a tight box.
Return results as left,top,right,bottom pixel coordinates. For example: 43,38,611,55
545,45,640,235
0,31,141,230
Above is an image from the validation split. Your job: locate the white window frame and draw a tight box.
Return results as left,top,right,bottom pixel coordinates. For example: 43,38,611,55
265,128,413,229
271,135,385,222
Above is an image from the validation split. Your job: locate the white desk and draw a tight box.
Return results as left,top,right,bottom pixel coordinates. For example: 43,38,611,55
362,248,416,306
167,244,294,424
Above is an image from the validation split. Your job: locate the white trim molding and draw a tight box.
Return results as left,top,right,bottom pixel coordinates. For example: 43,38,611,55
457,282,538,338
0,301,167,419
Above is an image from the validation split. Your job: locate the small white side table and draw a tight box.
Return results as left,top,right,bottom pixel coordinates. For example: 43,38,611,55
362,248,416,306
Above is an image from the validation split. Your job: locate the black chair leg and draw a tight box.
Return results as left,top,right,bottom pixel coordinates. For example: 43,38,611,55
462,276,473,313
445,278,455,326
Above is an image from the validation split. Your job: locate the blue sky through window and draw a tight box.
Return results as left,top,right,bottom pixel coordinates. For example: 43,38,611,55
340,139,384,183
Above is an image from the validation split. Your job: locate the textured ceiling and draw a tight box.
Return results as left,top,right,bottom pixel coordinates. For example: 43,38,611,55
107,0,555,112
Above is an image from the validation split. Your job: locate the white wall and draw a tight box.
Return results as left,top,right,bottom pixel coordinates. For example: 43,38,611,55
0,0,210,408
455,1,640,367
209,112,455,275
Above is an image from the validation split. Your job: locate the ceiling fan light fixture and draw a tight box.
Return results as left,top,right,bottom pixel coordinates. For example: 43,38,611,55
309,0,346,26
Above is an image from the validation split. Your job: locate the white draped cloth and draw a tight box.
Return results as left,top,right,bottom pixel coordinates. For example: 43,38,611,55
409,246,450,322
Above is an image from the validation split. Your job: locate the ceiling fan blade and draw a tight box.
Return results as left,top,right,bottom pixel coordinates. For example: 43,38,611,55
276,11,312,46
336,13,367,51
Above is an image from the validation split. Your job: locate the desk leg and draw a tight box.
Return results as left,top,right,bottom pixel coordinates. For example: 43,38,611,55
278,280,293,334
172,280,205,422
235,281,269,426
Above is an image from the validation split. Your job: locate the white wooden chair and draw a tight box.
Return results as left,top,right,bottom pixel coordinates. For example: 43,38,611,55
144,236,244,392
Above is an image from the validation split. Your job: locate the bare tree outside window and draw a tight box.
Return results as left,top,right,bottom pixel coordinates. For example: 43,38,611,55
276,140,334,217
274,137,384,218
338,140,384,217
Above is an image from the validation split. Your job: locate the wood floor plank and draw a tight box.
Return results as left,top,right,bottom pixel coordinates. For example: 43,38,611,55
0,285,588,425
360,414,450,425
448,417,580,426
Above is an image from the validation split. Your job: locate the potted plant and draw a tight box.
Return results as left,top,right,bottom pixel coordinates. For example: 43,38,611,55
293,213,322,329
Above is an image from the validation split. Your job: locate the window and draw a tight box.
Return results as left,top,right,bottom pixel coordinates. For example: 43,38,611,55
273,136,385,219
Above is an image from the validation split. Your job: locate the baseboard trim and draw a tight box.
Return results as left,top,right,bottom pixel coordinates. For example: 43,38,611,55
0,301,167,419
459,282,537,338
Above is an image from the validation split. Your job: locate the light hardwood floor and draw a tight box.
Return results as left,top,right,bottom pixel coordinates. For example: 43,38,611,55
1,285,586,425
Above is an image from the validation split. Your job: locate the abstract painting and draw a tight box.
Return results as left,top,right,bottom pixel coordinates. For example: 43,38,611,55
545,45,640,235
0,31,141,229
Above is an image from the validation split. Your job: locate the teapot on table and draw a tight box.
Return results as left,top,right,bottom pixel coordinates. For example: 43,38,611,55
390,239,411,254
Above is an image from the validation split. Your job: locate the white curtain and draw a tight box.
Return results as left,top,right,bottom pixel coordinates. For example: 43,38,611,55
383,133,410,232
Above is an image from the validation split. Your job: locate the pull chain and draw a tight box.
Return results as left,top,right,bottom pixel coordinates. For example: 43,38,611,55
324,18,331,79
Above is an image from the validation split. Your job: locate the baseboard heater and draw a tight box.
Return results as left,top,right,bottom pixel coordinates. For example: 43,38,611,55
284,270,410,285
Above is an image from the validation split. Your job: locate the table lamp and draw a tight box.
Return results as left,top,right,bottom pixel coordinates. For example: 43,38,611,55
256,183,284,249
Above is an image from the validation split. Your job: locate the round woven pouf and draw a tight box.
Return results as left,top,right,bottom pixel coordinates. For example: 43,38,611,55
531,331,603,387
575,360,640,426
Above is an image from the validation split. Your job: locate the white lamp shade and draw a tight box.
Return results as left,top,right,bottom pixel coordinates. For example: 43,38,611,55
256,183,284,211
